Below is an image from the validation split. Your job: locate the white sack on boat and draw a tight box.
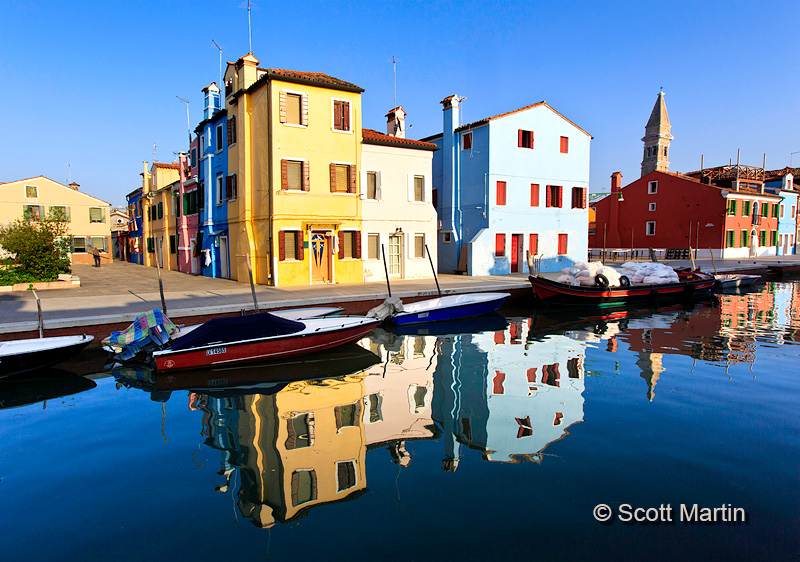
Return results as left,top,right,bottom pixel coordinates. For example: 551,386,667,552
557,275,581,286
367,296,405,321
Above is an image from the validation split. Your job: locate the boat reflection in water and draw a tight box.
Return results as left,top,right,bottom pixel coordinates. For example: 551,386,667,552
0,369,97,410
111,282,800,529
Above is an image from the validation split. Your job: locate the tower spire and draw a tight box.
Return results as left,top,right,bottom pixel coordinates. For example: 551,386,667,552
641,91,673,177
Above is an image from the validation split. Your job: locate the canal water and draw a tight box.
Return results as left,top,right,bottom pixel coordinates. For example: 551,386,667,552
1,282,799,561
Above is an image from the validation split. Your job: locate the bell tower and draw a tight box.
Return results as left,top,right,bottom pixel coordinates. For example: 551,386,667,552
641,91,673,177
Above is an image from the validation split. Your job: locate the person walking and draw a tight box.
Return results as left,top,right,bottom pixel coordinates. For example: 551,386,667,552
90,245,101,267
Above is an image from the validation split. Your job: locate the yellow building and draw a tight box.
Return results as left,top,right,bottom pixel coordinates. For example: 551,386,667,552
141,162,180,270
236,374,368,526
224,53,365,286
0,176,112,265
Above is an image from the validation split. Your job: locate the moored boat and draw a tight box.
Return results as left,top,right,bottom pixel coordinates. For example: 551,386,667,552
0,335,94,378
528,270,715,307
388,292,510,325
713,274,761,289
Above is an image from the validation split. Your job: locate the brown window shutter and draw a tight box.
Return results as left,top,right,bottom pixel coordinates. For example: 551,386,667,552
302,160,310,191
330,163,337,192
301,94,309,126
518,129,523,147
297,231,304,260
230,116,236,144
348,165,356,193
226,119,232,145
342,102,350,131
355,230,361,259
338,231,344,259
546,185,551,207
225,175,231,200
279,91,287,123
558,186,562,208
281,159,288,190
279,230,286,261
334,101,342,129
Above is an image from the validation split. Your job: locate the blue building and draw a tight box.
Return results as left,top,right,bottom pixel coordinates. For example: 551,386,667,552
764,169,796,255
195,82,231,278
423,96,591,276
125,187,144,264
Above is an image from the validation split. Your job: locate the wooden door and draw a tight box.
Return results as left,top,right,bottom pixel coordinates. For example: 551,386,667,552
387,234,402,278
511,234,521,272
311,231,331,283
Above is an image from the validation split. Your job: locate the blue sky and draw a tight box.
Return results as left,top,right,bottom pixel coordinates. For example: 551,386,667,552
2,0,798,207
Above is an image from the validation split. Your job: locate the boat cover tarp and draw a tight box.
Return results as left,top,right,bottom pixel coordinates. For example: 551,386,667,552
110,309,178,346
168,312,305,351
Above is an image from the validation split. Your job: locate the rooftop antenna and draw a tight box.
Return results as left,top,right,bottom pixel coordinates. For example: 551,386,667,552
388,56,401,110
153,143,157,161
176,96,191,145
459,94,470,128
212,39,223,93
239,1,255,53
67,162,71,184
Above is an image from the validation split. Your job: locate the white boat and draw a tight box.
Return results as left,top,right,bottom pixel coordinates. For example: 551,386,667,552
389,292,510,325
0,335,94,378
714,274,761,289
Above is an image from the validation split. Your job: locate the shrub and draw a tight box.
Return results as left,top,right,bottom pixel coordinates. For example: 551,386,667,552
0,208,71,281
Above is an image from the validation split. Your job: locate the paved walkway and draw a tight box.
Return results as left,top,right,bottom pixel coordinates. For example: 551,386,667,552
2,255,798,335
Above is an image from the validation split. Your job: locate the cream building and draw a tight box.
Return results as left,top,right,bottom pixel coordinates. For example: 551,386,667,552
0,176,112,265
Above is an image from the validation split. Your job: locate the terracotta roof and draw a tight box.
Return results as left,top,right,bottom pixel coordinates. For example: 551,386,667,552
454,101,592,137
647,171,781,198
260,68,364,92
361,129,439,151
153,162,180,169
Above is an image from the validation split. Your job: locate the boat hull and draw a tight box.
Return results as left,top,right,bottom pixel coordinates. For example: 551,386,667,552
153,318,379,372
390,293,510,325
714,274,761,289
528,274,715,307
0,335,94,378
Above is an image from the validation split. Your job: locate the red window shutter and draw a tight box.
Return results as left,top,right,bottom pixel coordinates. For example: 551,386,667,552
495,233,505,256
557,186,563,208
546,185,551,207
494,331,504,345
492,371,506,394
558,233,568,254
278,230,286,261
355,230,361,258
463,133,472,150
330,163,337,192
582,187,587,209
301,94,308,126
529,233,538,255
338,231,344,259
281,159,288,190
496,181,506,205
560,136,568,153
518,129,523,147
297,231,304,260
334,101,342,129
531,184,539,207
349,164,357,193
302,160,310,191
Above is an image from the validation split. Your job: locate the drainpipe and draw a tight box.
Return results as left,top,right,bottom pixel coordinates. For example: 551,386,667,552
267,78,276,286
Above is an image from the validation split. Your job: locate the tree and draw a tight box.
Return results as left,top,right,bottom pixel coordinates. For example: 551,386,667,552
0,208,71,280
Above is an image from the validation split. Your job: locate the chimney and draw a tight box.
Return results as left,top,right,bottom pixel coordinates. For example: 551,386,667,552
202,82,221,120
610,172,623,193
68,182,80,191
386,106,406,138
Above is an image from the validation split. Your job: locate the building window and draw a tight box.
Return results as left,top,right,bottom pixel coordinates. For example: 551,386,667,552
215,124,223,152
742,200,751,216
780,204,785,218
169,234,177,254
546,185,562,208
518,129,534,149
761,202,770,217
333,99,351,132
25,185,37,198
414,234,425,259
71,237,86,253
285,413,314,449
530,184,539,207
216,175,224,204
89,207,106,223
727,199,737,215
287,93,302,125
560,136,569,153
571,187,586,209
367,234,379,259
336,460,357,492
529,233,539,255
646,221,656,235
183,190,199,215
463,132,472,150
649,202,656,211
290,469,317,507
772,203,779,218
335,402,361,430
157,202,163,219
227,116,237,145
89,236,108,252
199,134,205,158
495,233,505,257
558,233,568,254
49,206,70,221
770,230,778,246
726,230,735,248
279,230,304,261
283,160,304,191
366,392,384,423
413,175,425,202
338,231,360,259
331,163,355,193
759,230,767,247
366,171,378,200
23,204,44,221
741,230,748,248
442,232,452,244
225,174,237,200
496,181,506,206
648,181,657,194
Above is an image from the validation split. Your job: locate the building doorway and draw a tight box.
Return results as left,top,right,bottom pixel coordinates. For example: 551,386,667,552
387,233,403,278
311,231,332,283
220,236,230,278
190,239,198,274
511,234,522,272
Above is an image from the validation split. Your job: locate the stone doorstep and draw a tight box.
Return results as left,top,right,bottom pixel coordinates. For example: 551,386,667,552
2,275,81,292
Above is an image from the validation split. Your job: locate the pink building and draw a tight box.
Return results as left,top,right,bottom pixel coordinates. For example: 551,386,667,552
177,137,201,273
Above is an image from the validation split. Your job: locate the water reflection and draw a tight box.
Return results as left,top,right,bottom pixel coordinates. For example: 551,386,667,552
0,369,97,409
108,280,800,529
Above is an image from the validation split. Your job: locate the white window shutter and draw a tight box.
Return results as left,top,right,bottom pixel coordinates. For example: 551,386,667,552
377,171,382,201
407,173,414,202
301,94,309,126
425,175,431,204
